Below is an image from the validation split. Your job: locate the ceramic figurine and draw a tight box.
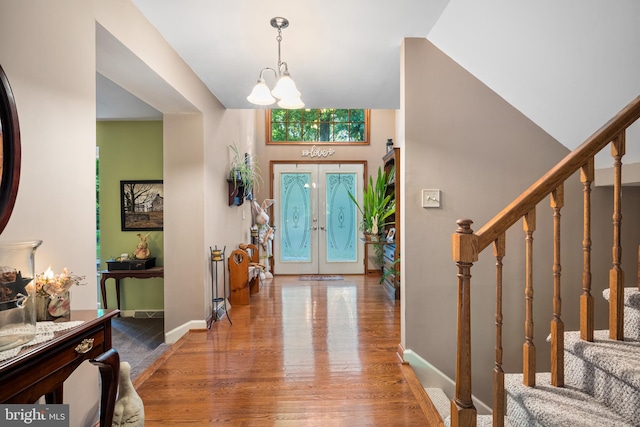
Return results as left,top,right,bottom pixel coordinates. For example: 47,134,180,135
251,199,275,279
134,233,151,259
112,361,144,427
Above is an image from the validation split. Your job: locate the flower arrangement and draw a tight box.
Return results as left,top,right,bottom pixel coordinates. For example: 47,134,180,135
33,267,85,297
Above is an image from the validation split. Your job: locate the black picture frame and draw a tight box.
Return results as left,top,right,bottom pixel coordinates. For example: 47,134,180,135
0,64,22,236
120,180,163,231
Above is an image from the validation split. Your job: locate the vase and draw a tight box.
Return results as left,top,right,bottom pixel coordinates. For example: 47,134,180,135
35,291,70,322
0,240,42,351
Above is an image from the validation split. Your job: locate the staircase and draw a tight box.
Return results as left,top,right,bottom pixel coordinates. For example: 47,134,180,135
504,290,640,426
430,291,640,426
446,95,640,427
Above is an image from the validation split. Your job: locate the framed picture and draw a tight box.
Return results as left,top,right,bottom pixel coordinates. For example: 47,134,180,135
120,180,163,231
386,227,396,242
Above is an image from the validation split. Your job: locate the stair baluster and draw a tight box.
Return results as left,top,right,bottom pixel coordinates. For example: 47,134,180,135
550,186,564,387
493,234,506,427
637,245,640,292
580,159,595,342
523,209,536,387
609,134,625,340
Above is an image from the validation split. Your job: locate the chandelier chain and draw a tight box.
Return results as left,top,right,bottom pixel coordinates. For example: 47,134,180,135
276,28,283,70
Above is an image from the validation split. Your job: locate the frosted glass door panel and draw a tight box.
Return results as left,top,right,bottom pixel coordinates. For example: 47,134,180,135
325,172,357,263
318,164,363,275
280,173,312,262
273,164,318,275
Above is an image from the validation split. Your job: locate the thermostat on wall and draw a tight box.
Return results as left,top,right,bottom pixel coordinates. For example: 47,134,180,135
422,189,441,208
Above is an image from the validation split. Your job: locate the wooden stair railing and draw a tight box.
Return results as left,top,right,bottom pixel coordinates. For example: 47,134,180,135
450,95,640,427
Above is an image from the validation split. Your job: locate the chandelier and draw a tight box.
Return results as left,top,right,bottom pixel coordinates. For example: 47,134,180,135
246,17,304,109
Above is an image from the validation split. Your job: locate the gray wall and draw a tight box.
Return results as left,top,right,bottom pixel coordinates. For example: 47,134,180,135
401,38,640,403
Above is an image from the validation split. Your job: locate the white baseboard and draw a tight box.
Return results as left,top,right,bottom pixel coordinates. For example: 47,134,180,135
403,349,492,415
116,311,206,345
165,319,207,344
118,310,165,318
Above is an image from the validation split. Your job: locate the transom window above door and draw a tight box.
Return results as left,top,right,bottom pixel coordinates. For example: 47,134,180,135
267,109,370,145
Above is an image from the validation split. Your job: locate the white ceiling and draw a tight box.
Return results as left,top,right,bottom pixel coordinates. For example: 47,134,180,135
98,0,640,173
96,0,449,117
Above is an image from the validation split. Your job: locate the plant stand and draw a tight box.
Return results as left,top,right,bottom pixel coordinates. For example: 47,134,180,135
209,246,231,326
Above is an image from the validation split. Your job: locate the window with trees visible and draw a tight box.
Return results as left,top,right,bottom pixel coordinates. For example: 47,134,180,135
267,109,370,145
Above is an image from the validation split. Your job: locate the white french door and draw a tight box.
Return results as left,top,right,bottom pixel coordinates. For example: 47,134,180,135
273,163,364,275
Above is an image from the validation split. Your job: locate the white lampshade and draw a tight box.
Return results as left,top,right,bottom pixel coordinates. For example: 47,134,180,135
247,79,276,105
271,74,300,100
277,94,305,109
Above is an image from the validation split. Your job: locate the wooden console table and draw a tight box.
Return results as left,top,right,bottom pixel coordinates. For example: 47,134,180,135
100,267,164,310
0,309,120,427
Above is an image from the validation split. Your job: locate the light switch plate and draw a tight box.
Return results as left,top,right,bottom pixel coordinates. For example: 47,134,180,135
422,189,441,208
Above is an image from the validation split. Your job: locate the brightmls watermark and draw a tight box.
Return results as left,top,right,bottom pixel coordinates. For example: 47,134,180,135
1,405,69,426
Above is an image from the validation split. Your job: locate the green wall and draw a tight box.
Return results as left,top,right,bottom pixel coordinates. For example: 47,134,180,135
97,121,164,313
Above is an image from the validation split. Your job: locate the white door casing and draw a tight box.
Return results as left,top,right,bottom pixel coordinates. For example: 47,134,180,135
273,163,364,275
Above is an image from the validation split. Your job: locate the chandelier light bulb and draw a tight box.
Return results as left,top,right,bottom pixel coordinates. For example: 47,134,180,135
277,94,305,109
271,74,300,100
247,78,276,105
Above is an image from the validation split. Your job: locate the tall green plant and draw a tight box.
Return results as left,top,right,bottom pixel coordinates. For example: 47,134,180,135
348,166,395,235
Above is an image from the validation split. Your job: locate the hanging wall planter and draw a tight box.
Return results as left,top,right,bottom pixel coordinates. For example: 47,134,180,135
227,143,262,206
227,178,245,206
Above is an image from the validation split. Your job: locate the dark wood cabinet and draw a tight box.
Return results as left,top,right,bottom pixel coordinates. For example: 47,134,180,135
0,310,120,427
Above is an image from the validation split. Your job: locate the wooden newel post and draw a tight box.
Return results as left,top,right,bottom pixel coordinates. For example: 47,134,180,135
451,219,478,427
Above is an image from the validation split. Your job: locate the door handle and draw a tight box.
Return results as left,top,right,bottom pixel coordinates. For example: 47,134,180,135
311,226,318,230
320,226,326,231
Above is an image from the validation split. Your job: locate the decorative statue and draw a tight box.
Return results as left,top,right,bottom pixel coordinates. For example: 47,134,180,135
112,361,144,427
134,232,151,259
251,199,275,279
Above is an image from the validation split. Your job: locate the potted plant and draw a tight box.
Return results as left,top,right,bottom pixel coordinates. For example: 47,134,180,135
348,166,395,241
228,143,263,205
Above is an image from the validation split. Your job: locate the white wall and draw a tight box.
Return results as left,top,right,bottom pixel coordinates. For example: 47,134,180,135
0,1,101,425
94,0,256,337
0,0,254,424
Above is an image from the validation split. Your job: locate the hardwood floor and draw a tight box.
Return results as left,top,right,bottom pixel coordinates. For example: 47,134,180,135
136,275,434,426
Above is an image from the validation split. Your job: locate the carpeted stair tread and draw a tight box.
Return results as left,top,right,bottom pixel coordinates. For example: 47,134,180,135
564,330,640,382
602,287,640,339
505,372,635,426
425,388,450,421
564,329,640,425
602,287,640,308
